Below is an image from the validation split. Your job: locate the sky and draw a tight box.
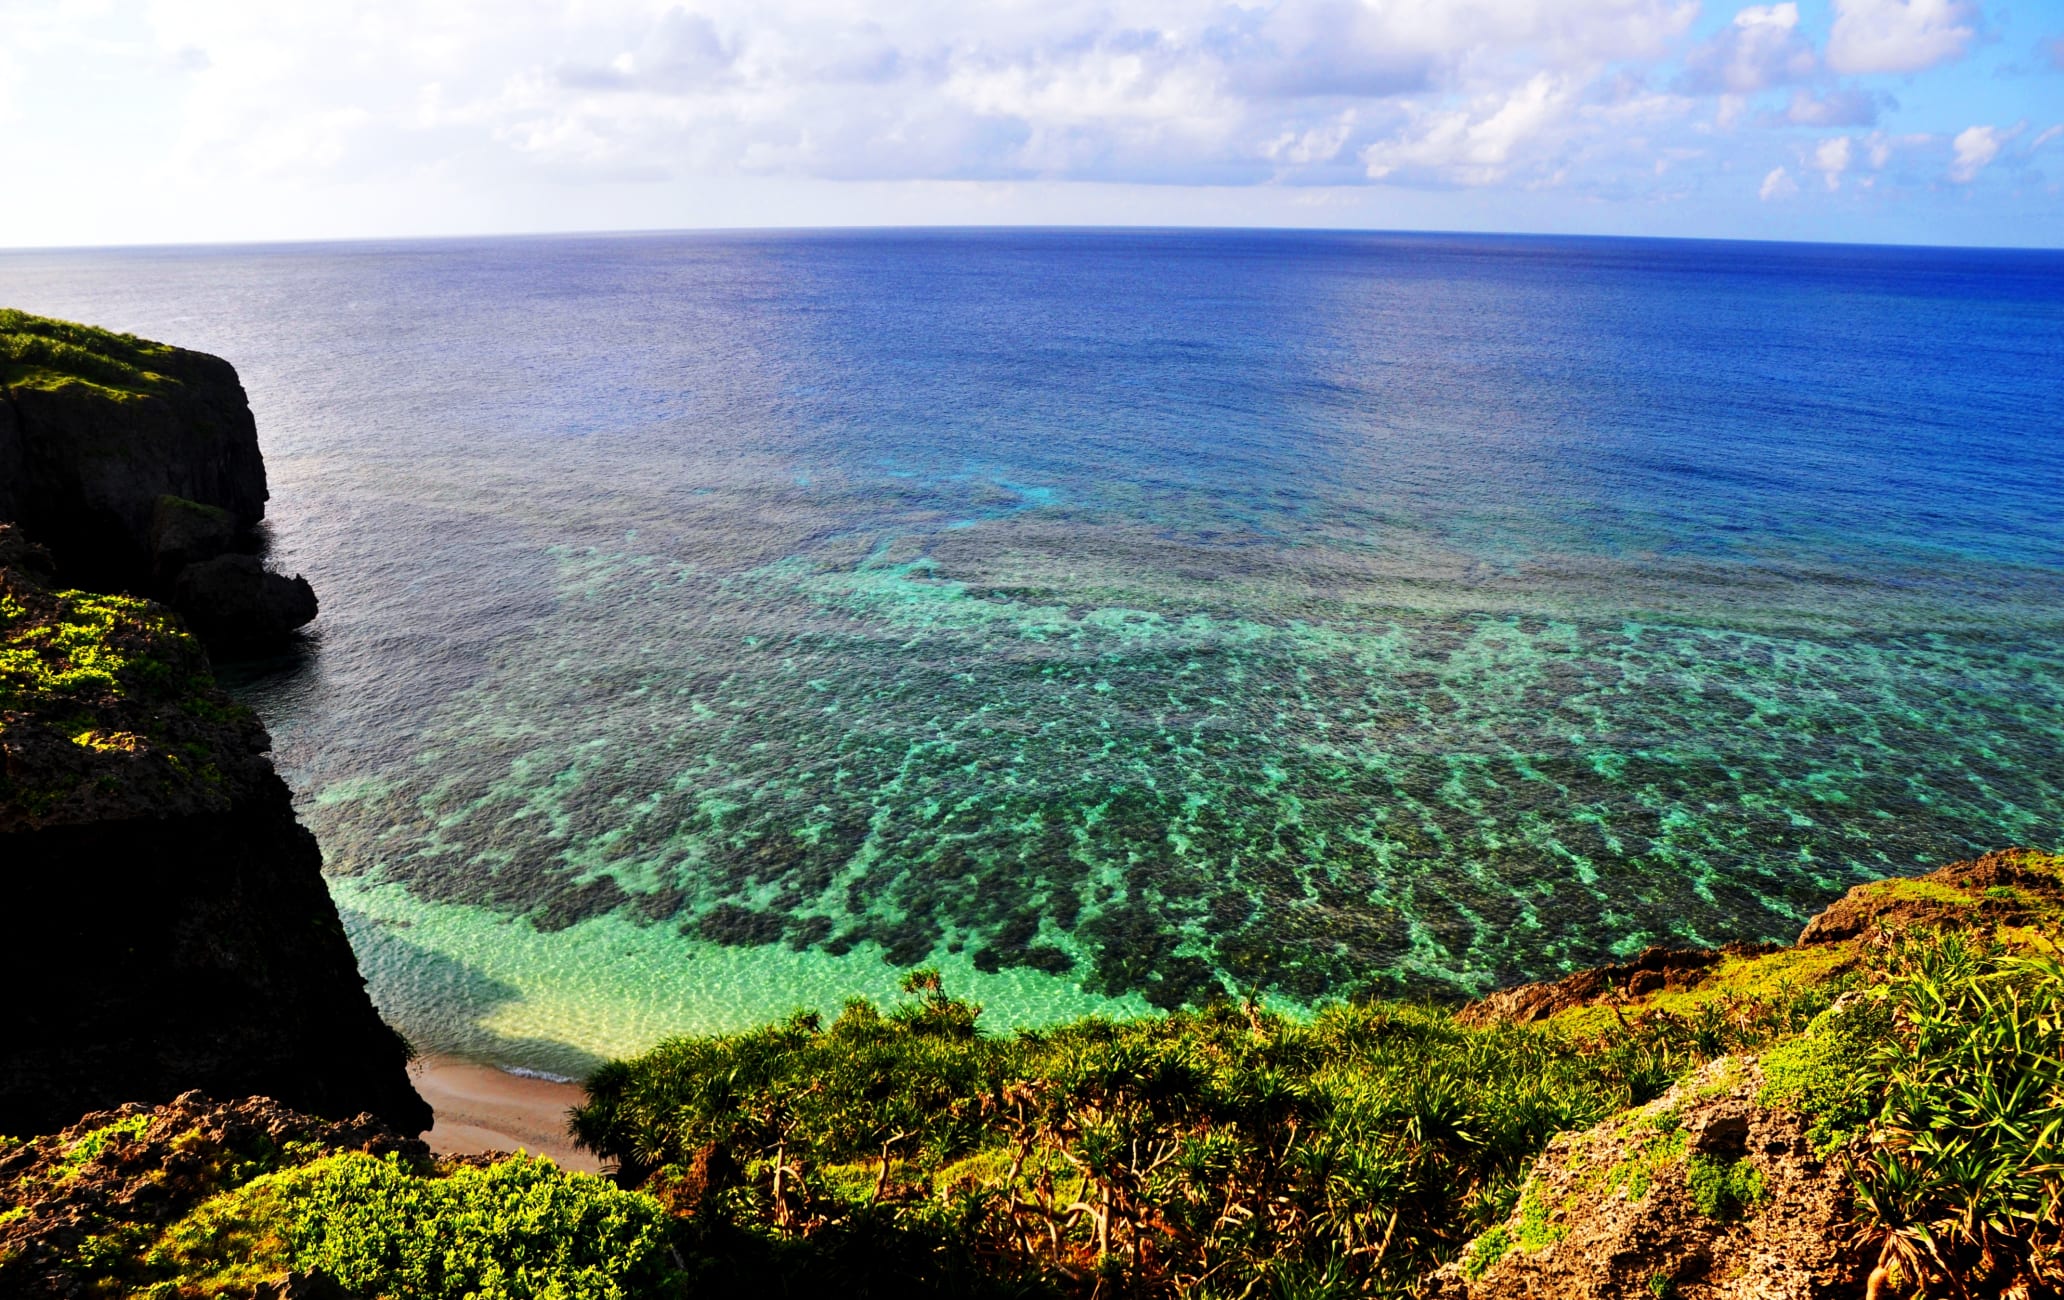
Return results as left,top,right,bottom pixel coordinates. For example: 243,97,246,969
3,0,2061,248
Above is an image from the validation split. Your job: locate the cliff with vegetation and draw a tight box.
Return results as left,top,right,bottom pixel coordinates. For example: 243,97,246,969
0,310,314,652
5,848,2057,1299
0,526,427,1140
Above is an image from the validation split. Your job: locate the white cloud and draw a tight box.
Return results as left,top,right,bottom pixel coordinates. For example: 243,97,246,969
1681,4,1817,93
1784,88,1878,127
1812,135,1852,188
1362,73,1581,186
2031,124,2064,153
1862,129,1933,168
1827,0,1977,76
1949,123,2013,182
104,0,1715,192
1759,164,1798,199
0,0,2054,247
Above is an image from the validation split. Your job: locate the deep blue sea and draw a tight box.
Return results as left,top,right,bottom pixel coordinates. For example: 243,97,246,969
5,229,2061,1073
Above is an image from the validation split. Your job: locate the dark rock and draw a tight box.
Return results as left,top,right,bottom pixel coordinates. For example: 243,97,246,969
1689,1107,1751,1157
0,774,429,1138
173,552,319,651
0,521,55,585
0,562,424,1138
150,492,236,578
0,338,267,589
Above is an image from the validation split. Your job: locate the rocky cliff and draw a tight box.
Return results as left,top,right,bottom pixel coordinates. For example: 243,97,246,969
0,309,314,651
0,523,426,1137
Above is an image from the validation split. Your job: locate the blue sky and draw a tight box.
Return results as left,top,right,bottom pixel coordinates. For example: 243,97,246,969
4,0,2060,248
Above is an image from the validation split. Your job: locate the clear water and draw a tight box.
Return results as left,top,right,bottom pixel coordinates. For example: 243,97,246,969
5,230,2061,1076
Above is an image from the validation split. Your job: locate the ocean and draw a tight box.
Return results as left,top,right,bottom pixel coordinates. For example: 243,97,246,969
5,229,2060,1076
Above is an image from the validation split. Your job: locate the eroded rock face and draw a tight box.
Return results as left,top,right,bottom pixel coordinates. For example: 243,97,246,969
149,493,236,579
173,552,319,652
0,557,425,1138
0,312,315,653
1454,942,1778,1028
1429,1058,1867,1300
1796,847,2064,946
0,347,266,588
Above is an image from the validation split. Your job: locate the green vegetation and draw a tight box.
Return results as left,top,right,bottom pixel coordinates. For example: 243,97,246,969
0,587,184,711
1602,1115,1687,1202
0,308,174,400
1683,1154,1767,1221
567,965,1823,1296
0,569,254,820
1841,935,2064,1295
143,1153,676,1300
11,862,2061,1297
1759,996,1894,1155
57,1115,153,1179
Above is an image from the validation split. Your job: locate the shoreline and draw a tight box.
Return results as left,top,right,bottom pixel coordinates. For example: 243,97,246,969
411,1055,603,1174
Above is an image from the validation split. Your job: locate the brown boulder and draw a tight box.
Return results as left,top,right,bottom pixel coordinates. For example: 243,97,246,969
1429,1057,1867,1300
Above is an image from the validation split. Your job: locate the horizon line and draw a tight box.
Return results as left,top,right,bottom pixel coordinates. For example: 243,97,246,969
5,220,2063,259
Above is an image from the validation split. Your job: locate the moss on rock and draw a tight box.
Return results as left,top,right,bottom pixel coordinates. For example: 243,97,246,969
0,309,178,402
0,548,269,830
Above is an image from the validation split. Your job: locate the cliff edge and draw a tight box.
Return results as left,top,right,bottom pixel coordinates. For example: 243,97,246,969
0,309,314,652
0,523,426,1137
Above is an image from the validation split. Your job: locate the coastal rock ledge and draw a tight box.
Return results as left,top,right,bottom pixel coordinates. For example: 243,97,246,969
0,308,316,652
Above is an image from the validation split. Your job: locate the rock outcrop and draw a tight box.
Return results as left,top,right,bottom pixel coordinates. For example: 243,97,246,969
0,309,313,651
0,530,426,1138
1428,1058,1865,1299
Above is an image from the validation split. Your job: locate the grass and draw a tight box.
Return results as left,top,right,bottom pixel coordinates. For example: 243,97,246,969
109,1153,675,1300
57,1115,153,1179
1684,1154,1768,1221
1841,934,2064,1295
0,308,175,400
0,588,184,710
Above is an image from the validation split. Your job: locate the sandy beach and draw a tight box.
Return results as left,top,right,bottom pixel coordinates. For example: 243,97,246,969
412,1056,603,1174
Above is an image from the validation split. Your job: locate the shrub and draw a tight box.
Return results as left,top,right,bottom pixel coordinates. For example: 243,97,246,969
148,1154,678,1300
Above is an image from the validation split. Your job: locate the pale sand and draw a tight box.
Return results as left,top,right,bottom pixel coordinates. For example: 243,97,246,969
412,1056,605,1174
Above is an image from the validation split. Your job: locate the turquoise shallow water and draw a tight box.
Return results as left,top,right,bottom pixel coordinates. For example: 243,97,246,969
3,230,2060,1073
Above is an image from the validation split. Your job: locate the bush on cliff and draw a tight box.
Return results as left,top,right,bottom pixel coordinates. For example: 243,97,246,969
147,1153,678,1300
